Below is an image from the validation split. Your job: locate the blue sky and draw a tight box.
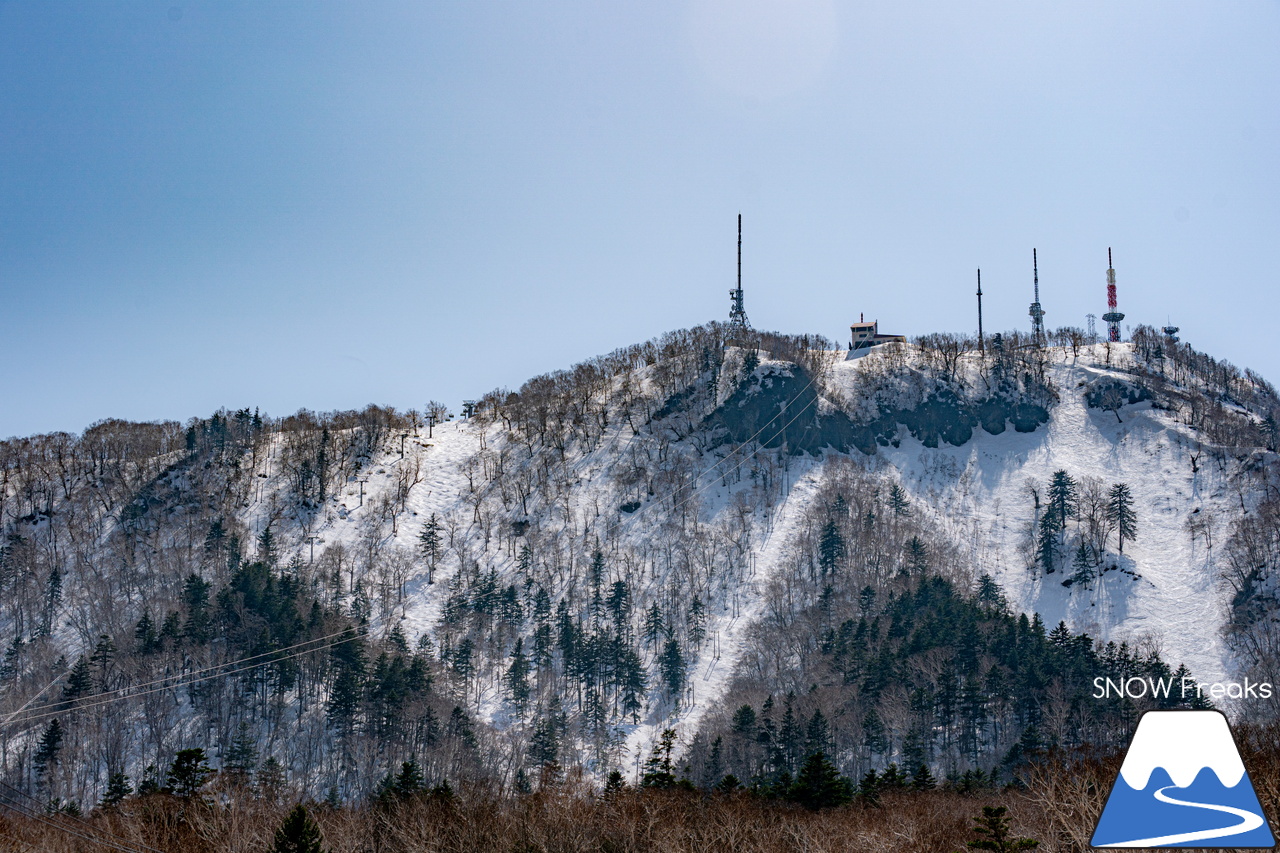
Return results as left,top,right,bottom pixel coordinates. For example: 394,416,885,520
1,1,1277,437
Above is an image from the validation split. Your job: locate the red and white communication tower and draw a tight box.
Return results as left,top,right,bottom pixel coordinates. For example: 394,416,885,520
1102,248,1125,342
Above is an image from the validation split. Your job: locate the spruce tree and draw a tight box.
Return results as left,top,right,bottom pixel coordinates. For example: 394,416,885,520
966,805,1039,851
688,596,706,648
272,804,327,853
1107,483,1137,554
134,612,158,654
529,716,559,767
911,762,937,790
888,483,911,517
603,770,626,795
166,748,213,798
89,634,115,689
182,574,212,643
905,536,928,574
788,752,853,810
224,722,259,785
100,772,132,809
659,637,686,700
976,574,1005,608
41,567,62,636
642,603,664,649
506,638,531,709
34,719,63,778
641,729,678,788
61,656,92,704
257,757,287,801
1071,541,1094,582
857,769,881,805
1047,470,1079,530
257,525,278,566
1036,512,1059,573
392,759,425,797
818,520,845,576
419,515,442,584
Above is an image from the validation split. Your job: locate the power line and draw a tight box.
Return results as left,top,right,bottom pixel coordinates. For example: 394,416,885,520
0,779,163,853
1,666,71,728
3,627,363,730
0,784,152,853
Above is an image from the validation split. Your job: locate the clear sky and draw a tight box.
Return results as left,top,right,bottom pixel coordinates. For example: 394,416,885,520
2,1,1277,438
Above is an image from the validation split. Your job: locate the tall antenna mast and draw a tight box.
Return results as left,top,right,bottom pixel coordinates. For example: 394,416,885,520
728,213,749,330
976,268,984,353
1102,247,1125,343
1028,248,1046,345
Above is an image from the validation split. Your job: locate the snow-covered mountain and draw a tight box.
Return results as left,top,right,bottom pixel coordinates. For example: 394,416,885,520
2,322,1276,805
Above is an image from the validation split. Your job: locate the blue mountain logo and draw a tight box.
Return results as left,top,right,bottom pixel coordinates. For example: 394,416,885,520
1092,710,1275,848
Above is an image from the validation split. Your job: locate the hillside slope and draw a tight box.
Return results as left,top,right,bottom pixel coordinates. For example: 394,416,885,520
1,323,1276,808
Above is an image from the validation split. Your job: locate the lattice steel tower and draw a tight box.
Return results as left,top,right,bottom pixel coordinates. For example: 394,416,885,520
976,268,984,353
1102,247,1125,342
1028,248,1046,345
728,214,749,329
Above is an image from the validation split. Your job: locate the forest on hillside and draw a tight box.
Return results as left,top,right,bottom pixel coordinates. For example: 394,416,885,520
1,321,1278,847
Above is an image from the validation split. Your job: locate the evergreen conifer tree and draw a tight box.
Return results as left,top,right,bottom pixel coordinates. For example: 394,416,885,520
61,656,92,704
89,634,115,689
641,729,678,788
966,805,1039,851
888,483,911,517
224,722,259,785
134,612,158,654
905,536,929,574
257,757,286,802
857,769,881,805
41,567,62,636
506,638,531,709
34,719,63,779
166,748,213,798
257,525,278,566
911,762,937,790
271,804,327,853
788,752,853,810
1107,483,1137,553
100,772,132,809
1047,470,1079,530
182,574,212,643
818,520,845,576
1036,512,1059,573
642,603,665,648
659,637,686,700
1071,541,1094,581
419,515,442,584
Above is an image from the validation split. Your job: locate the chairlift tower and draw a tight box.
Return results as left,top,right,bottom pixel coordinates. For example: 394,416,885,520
1102,248,1125,342
728,214,749,330
1028,249,1046,345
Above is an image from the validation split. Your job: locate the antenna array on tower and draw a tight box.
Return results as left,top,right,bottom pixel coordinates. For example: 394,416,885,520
1028,249,1046,345
728,214,749,330
1102,247,1125,343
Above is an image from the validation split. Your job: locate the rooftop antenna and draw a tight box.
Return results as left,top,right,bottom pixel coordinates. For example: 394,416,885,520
976,268,984,353
1028,248,1046,345
1102,247,1125,343
728,213,749,330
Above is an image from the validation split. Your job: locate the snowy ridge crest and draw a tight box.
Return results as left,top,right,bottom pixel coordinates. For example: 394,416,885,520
1118,711,1246,790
